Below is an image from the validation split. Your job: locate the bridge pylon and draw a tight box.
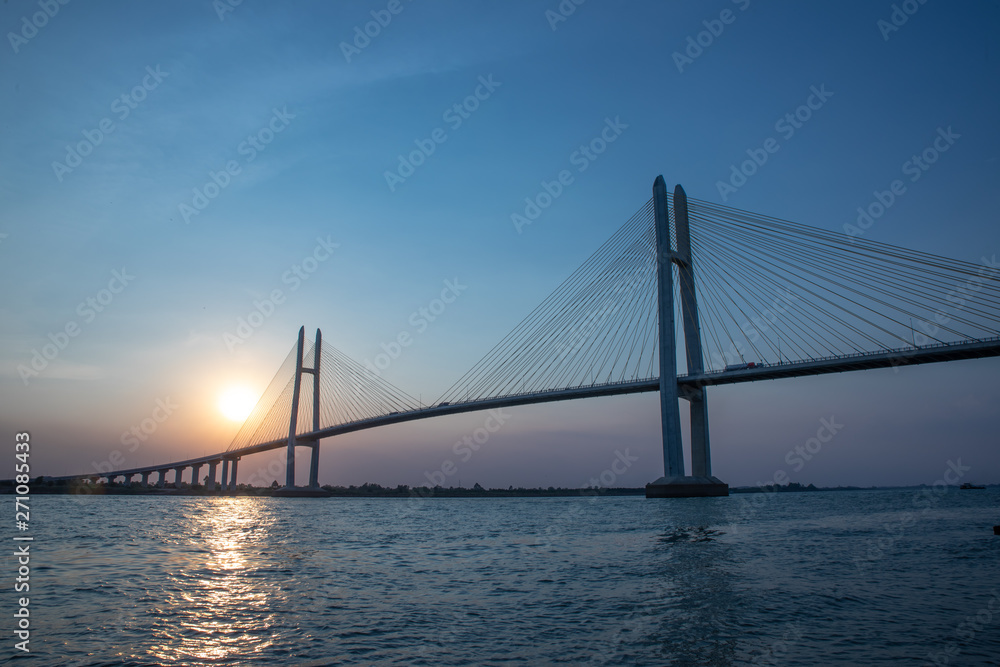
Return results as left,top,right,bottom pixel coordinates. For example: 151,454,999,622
646,177,729,498
278,326,325,494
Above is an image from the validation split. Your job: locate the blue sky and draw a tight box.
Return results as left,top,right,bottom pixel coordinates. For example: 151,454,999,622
1,0,998,489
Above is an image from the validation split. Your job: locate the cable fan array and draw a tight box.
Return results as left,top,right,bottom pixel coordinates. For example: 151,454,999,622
226,342,301,452
438,190,1000,397
685,197,1000,372
227,338,420,452
437,200,662,404
226,188,1000,449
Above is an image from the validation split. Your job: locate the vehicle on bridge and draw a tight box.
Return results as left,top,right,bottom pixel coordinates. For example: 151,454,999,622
724,362,758,371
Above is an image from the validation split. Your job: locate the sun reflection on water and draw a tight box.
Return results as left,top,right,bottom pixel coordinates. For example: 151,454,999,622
144,498,285,665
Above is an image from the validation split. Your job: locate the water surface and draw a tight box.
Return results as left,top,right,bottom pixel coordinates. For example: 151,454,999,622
16,489,1000,665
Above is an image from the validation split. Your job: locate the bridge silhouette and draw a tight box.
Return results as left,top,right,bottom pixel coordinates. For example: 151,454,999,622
52,177,1000,497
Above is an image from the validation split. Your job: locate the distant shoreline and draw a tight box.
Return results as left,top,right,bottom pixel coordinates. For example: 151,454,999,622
1,479,994,498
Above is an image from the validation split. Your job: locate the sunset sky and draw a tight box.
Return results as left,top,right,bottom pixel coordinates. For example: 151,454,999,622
2,1,998,489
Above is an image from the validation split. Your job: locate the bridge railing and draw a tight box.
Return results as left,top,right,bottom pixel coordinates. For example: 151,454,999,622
448,375,659,407
683,335,1000,379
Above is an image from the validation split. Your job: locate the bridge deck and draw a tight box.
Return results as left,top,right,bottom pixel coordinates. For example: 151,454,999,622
49,337,1000,481
679,336,1000,388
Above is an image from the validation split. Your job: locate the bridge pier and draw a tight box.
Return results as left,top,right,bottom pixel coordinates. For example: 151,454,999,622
190,464,202,486
228,458,239,491
283,327,306,489
156,469,167,488
220,459,229,492
206,460,218,491
646,178,728,498
688,392,712,477
309,443,320,488
278,327,328,496
674,183,720,484
174,467,185,487
141,472,149,487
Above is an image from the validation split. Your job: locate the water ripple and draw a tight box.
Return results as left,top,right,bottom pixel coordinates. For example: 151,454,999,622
23,490,1000,665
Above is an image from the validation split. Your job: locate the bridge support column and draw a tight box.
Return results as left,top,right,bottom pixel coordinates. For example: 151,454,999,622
653,176,684,477
283,327,306,490
220,459,230,492
646,178,728,498
191,464,202,486
207,461,218,491
277,327,329,497
308,330,321,489
156,469,167,488
309,443,320,488
689,394,711,477
228,458,239,491
141,472,149,487
174,467,185,487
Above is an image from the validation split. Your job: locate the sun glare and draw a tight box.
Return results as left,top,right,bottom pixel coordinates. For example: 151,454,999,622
218,386,257,422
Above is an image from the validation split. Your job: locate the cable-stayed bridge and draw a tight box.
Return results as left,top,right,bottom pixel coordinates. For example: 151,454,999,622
52,177,1000,497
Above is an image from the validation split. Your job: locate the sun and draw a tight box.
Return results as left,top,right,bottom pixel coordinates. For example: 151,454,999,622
218,386,258,422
